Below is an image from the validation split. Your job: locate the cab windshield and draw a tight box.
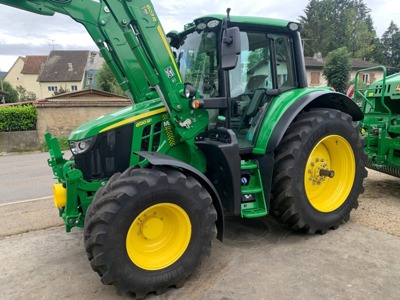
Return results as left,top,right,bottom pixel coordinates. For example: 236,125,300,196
175,30,219,98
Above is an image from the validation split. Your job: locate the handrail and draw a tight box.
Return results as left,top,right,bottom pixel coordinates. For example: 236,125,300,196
354,66,391,123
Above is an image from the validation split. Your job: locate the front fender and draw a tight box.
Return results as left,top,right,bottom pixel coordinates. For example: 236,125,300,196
136,151,225,241
254,89,363,155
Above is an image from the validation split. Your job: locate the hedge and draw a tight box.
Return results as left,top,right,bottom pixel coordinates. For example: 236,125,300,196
0,105,37,132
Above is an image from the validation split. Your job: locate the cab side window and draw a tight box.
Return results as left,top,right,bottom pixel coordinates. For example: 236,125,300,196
229,31,296,148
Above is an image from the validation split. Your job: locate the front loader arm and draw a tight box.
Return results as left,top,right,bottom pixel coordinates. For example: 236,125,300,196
95,0,208,139
1,0,209,139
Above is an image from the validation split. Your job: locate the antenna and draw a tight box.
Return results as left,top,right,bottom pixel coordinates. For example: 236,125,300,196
49,39,55,51
222,8,231,32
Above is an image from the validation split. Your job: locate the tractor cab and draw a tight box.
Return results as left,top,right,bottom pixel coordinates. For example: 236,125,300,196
170,15,305,150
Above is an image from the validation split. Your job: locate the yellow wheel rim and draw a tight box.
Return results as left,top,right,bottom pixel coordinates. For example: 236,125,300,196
304,135,355,212
126,203,191,270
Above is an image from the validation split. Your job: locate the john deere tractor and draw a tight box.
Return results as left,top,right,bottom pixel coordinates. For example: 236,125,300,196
0,0,367,298
355,66,400,177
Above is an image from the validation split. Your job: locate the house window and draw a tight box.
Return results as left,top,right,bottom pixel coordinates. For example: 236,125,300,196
310,72,320,85
48,86,58,92
85,74,93,88
71,85,78,91
362,73,369,84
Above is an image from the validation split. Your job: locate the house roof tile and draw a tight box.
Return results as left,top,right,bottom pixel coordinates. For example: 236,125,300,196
46,89,129,100
304,56,325,67
304,56,382,69
38,50,89,82
21,55,48,74
351,59,382,69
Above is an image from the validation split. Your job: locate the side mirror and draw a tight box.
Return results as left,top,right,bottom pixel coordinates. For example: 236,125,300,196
221,27,241,71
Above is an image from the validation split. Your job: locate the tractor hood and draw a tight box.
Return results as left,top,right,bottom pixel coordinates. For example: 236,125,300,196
369,73,400,100
69,100,165,141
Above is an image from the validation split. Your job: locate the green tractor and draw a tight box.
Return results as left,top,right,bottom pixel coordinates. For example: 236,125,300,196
355,66,400,177
0,0,367,298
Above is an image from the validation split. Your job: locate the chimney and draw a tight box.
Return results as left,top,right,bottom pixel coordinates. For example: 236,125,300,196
313,52,323,62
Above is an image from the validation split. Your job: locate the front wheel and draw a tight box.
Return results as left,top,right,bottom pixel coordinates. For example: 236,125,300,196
84,167,217,298
271,109,367,234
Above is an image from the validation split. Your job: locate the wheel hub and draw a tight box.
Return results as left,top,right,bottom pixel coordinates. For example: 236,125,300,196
141,217,164,240
307,158,333,185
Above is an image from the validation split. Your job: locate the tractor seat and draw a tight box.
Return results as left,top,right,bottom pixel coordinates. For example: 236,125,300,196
246,75,267,92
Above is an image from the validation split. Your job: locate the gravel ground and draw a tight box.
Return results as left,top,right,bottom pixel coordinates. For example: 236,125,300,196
351,169,400,237
0,163,399,300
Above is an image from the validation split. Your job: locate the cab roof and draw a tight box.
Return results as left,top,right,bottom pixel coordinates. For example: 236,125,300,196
193,14,293,29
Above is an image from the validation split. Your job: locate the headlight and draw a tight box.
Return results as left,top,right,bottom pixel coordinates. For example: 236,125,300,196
196,22,206,30
183,83,196,99
287,22,303,31
70,137,94,155
207,20,220,28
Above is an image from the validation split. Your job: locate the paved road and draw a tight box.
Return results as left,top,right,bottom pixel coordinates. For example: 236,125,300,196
0,152,55,204
0,152,399,299
0,204,399,300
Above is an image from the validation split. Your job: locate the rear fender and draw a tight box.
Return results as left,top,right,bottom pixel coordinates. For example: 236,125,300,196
136,151,225,241
255,90,363,155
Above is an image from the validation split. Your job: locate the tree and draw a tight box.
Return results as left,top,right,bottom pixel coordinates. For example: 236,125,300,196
367,37,385,64
300,0,378,61
299,0,332,57
16,85,36,101
344,2,376,59
96,63,125,96
381,21,400,71
1,81,19,103
323,47,352,94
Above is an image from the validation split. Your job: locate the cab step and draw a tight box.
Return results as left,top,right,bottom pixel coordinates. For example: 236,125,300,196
240,160,268,218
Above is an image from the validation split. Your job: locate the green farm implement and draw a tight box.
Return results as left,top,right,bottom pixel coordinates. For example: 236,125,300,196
355,66,400,177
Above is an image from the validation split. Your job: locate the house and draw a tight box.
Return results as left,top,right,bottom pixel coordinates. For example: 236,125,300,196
4,55,48,99
305,53,383,87
5,50,104,100
4,56,25,88
83,51,104,89
38,50,95,98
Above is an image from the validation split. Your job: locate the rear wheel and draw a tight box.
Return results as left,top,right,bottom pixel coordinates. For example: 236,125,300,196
84,167,216,298
271,109,367,233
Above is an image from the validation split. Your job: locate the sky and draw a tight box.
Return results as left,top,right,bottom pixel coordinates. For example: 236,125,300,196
0,0,396,72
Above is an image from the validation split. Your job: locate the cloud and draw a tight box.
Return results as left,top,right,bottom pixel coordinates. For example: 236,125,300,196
0,0,398,72
0,41,96,56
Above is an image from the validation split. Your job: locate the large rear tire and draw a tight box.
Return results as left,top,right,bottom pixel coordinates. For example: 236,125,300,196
271,109,367,234
84,167,217,298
